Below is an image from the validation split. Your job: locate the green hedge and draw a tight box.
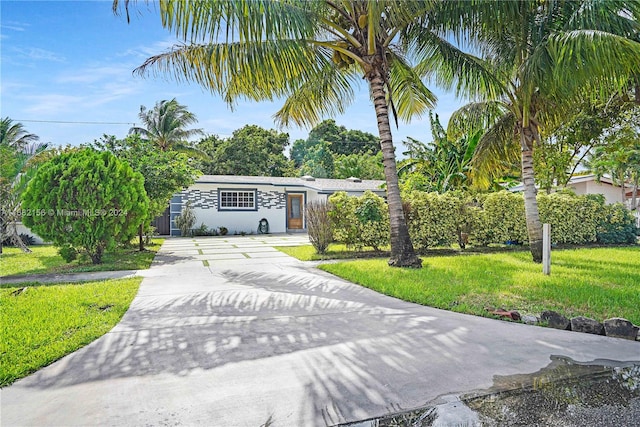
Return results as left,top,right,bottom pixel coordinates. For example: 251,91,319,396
328,191,389,250
404,191,466,251
328,190,637,250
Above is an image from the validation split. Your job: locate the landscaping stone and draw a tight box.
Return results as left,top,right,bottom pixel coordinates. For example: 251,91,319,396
522,315,540,325
603,318,639,341
570,316,604,335
489,308,521,321
540,311,571,330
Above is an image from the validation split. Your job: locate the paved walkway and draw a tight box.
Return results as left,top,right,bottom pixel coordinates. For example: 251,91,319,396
2,235,639,426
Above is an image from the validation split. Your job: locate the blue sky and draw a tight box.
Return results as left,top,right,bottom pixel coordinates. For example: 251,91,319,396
1,1,465,153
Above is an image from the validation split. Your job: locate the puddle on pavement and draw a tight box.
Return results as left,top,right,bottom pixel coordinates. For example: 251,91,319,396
342,356,640,427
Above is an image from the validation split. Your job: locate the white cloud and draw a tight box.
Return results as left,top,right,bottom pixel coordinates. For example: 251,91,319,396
56,64,136,84
10,46,66,63
24,94,86,115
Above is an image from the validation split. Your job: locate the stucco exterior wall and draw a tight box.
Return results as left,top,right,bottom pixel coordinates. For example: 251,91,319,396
570,181,625,205
171,183,322,235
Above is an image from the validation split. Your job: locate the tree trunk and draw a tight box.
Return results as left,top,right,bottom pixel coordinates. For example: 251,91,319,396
520,125,543,263
89,245,104,264
9,221,31,253
139,223,144,251
367,70,422,268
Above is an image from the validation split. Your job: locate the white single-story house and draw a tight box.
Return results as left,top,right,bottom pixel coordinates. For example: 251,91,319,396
156,175,386,236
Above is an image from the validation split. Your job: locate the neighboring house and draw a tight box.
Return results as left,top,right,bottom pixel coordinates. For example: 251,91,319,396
510,174,638,206
155,175,386,236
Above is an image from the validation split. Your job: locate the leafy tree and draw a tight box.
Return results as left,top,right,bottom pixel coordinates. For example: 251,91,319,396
399,113,480,193
197,125,295,177
129,98,204,152
447,0,640,262
0,118,47,254
299,141,335,178
114,0,493,267
309,119,379,156
586,110,640,209
21,149,149,264
92,134,198,249
291,120,379,170
334,151,384,180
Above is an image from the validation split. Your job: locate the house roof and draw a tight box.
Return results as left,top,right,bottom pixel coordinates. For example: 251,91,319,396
195,175,386,194
509,174,617,193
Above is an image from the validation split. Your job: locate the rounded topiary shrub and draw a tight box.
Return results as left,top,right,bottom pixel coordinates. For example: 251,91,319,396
22,148,149,264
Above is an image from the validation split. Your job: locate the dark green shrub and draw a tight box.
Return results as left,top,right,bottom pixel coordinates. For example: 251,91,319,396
58,245,78,263
596,203,638,244
218,226,228,236
192,223,210,236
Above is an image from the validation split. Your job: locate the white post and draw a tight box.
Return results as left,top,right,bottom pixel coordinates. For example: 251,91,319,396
543,223,551,275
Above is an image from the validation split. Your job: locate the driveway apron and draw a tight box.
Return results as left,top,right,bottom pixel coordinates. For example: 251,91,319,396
2,235,639,426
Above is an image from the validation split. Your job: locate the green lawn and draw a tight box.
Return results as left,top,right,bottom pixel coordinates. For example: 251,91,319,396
0,240,164,277
276,243,388,261
318,246,640,325
0,277,141,386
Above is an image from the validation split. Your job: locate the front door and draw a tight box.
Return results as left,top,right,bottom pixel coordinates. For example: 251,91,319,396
287,194,304,229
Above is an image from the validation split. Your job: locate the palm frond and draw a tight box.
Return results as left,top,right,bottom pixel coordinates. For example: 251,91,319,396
274,63,359,128
387,56,437,123
409,28,506,100
135,40,327,107
470,111,520,189
158,0,317,43
447,101,509,140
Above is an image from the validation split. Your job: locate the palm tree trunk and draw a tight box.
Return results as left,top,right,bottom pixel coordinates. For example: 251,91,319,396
520,125,543,263
367,70,421,268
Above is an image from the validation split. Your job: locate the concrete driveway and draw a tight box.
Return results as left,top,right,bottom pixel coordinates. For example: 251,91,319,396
2,235,639,426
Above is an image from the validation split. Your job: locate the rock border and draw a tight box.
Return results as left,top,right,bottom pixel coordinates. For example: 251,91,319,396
486,308,640,341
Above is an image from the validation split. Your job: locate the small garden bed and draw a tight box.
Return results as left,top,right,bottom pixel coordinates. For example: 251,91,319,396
0,240,163,278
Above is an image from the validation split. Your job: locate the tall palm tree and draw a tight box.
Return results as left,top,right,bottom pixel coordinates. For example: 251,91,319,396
445,0,640,262
129,98,204,152
115,0,492,267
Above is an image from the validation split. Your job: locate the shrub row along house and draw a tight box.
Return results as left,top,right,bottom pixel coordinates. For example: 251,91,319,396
153,175,385,236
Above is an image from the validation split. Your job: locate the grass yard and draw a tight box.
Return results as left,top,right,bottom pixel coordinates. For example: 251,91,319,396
318,246,640,325
276,243,388,261
0,277,141,387
0,240,164,277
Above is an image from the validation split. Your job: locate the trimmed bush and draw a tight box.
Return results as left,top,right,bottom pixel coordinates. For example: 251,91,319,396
469,191,528,246
328,191,389,250
329,190,637,251
537,192,601,244
404,191,464,251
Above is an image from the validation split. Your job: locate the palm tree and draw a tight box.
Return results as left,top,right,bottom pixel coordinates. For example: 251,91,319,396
445,0,640,262
1,135,48,254
0,117,40,150
115,0,491,267
129,98,204,152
